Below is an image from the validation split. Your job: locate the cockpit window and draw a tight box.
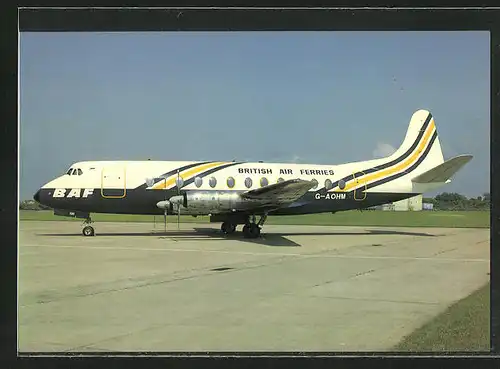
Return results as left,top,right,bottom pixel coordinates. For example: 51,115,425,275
66,167,84,175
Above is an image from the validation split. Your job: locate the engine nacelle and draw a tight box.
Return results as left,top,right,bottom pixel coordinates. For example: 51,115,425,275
157,191,268,215
177,191,262,214
184,191,239,213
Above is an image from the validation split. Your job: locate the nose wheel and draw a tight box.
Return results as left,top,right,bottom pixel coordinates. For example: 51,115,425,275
82,225,95,237
82,217,95,236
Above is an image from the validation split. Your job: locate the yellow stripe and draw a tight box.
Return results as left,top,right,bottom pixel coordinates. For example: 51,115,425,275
152,162,227,190
336,119,436,192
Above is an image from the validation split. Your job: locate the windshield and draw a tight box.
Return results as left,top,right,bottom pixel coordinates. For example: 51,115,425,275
65,167,84,175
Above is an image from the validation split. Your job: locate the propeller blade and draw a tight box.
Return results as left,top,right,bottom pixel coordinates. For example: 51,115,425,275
176,170,180,195
175,170,183,230
164,177,168,232
177,204,180,230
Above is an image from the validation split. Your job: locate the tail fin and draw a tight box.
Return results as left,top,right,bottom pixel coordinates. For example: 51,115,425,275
391,109,445,172
361,110,472,194
381,109,448,182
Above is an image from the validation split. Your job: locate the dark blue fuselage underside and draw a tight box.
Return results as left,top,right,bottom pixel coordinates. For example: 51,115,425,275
35,188,418,216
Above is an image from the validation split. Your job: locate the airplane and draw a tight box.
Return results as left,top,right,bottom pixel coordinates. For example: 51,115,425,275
33,109,473,239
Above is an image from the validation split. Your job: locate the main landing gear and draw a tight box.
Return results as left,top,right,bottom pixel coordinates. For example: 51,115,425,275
221,214,268,239
82,216,95,237
242,223,261,238
221,221,237,235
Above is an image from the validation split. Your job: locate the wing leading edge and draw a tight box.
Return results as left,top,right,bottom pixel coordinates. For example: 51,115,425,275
240,178,317,206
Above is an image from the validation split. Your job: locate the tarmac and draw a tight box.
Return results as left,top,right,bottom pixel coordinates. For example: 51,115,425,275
18,221,490,352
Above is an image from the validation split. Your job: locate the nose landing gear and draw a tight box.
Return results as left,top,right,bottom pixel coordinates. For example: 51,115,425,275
82,217,95,236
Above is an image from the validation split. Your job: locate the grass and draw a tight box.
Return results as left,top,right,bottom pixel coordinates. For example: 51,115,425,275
19,209,490,228
394,282,490,352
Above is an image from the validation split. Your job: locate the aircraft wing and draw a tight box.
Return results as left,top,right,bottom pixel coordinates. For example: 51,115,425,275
411,155,473,184
240,178,317,205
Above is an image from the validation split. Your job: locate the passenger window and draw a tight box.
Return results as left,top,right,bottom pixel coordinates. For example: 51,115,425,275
194,176,203,188
209,177,217,188
244,177,253,188
260,177,268,187
277,178,285,183
338,179,346,190
325,179,333,190
227,177,235,188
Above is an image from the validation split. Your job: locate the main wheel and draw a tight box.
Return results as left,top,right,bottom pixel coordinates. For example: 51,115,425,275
244,224,260,239
82,225,95,237
221,222,236,234
249,224,260,238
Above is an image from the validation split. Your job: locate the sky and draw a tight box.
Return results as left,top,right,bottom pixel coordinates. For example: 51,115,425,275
20,31,490,200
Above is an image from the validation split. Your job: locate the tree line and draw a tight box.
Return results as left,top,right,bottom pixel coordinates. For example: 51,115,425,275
20,191,491,212
19,200,51,211
423,192,490,211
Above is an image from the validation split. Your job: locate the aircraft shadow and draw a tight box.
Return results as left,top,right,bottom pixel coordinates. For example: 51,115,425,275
38,228,436,248
38,230,301,247
191,227,436,246
191,228,301,247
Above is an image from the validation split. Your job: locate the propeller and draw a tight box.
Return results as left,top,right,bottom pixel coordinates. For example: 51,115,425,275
164,176,170,232
175,170,183,230
147,176,168,233
163,205,167,232
155,172,185,232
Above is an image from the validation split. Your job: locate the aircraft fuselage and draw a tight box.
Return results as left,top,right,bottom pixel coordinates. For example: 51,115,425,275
34,160,418,217
32,110,473,238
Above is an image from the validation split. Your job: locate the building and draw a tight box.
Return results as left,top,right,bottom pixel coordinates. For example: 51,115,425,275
391,194,423,211
369,195,423,211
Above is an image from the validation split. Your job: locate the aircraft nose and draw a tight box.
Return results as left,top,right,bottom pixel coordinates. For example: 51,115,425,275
33,189,41,203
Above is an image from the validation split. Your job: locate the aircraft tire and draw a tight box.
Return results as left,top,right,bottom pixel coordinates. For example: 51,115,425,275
244,224,260,239
82,225,95,237
221,222,236,234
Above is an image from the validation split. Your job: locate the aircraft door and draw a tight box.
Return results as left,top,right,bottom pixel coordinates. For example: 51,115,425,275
101,165,127,198
352,171,367,201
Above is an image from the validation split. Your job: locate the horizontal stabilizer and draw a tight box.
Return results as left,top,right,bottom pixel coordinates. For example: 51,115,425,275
411,155,473,184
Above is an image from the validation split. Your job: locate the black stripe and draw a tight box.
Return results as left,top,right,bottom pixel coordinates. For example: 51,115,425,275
136,161,213,189
38,187,421,217
327,113,433,190
181,162,243,188
365,131,438,190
